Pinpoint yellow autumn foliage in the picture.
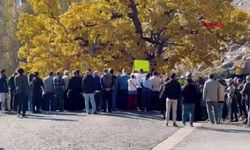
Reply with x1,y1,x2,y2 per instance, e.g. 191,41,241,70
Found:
17,0,250,76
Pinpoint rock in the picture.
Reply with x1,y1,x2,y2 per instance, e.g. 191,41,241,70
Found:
221,60,234,69
244,58,250,74
234,53,244,61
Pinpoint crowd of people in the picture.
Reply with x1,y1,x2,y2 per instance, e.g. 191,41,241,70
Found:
0,67,249,127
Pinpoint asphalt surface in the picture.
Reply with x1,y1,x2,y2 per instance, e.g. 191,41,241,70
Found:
0,111,178,150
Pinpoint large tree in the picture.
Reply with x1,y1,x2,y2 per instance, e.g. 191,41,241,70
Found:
17,0,250,75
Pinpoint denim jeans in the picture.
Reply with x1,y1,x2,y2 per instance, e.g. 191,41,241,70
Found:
182,103,195,125
206,101,218,124
217,102,224,123
28,92,33,112
0,93,7,112
84,93,96,114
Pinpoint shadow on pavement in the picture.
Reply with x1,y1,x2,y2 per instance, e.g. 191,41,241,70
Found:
196,126,250,134
97,111,164,121
26,114,79,122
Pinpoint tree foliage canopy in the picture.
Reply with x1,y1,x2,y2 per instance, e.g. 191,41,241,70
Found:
17,0,250,75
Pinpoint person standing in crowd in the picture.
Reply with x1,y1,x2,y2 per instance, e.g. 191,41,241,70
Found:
101,68,113,112
109,69,117,111
238,80,248,124
15,68,29,117
234,78,244,118
0,69,9,112
127,74,138,110
136,69,146,111
43,72,55,112
217,79,227,124
28,73,34,112
203,74,220,124
141,73,153,112
54,72,65,112
31,72,44,113
63,70,70,110
242,75,250,127
117,69,130,110
164,73,181,127
181,78,199,127
150,72,162,110
227,79,235,121
8,72,17,111
68,70,83,111
93,71,102,111
227,79,239,122
159,77,170,119
82,69,96,114
196,77,207,121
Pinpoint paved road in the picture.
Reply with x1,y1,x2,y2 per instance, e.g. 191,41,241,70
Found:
171,123,250,150
0,111,178,150
1,111,250,150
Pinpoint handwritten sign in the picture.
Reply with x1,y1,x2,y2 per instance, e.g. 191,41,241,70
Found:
133,60,150,72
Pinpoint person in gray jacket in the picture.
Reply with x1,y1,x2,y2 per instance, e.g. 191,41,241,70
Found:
101,68,113,112
15,68,29,117
203,74,220,124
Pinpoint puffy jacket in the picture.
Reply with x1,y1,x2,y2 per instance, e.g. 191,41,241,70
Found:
165,79,181,100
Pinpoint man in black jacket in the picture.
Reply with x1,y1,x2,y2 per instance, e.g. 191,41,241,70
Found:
31,72,44,113
165,73,181,127
8,72,17,111
15,68,29,117
68,70,83,111
82,69,96,114
182,78,199,127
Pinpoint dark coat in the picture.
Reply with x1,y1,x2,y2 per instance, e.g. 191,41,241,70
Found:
8,75,16,92
182,83,199,103
68,76,82,92
93,76,101,91
32,77,44,92
82,75,95,94
0,75,8,93
164,79,181,100
15,74,29,95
